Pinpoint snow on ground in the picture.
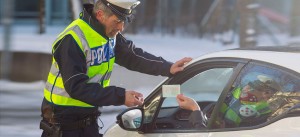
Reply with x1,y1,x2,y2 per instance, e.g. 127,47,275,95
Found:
0,25,238,61
0,80,45,92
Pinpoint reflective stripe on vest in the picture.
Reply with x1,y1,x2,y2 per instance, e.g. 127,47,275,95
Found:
44,19,115,107
221,88,271,126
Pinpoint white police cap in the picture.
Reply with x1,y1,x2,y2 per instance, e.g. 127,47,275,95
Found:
102,0,140,22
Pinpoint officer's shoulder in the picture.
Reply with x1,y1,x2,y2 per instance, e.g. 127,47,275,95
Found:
116,33,134,44
117,33,127,41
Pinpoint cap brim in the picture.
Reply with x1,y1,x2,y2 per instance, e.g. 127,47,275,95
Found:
248,81,277,92
102,0,135,23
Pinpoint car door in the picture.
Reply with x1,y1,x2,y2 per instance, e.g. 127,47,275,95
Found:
136,58,247,137
208,61,300,137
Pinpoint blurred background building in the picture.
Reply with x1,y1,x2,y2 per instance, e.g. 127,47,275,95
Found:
0,0,298,36
1,0,300,81
0,0,299,35
0,0,72,25
0,0,299,81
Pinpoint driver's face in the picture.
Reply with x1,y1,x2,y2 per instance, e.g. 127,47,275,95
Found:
261,89,274,100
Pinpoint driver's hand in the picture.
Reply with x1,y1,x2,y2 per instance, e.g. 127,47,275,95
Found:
176,94,200,111
124,90,144,107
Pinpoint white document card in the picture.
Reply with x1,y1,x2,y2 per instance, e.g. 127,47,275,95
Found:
162,85,180,97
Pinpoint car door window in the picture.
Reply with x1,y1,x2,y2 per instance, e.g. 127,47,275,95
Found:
212,62,300,129
161,68,233,107
155,67,234,130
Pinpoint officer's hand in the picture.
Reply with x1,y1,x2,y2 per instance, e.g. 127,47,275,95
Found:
176,94,200,111
170,57,193,75
125,91,144,107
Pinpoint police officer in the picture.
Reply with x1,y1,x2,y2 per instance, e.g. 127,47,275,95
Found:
40,0,192,137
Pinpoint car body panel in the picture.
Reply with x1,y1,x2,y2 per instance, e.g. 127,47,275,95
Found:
209,117,300,137
104,124,141,137
105,116,300,137
188,50,300,73
104,124,209,137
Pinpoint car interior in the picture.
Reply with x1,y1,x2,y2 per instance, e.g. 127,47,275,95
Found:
154,100,216,129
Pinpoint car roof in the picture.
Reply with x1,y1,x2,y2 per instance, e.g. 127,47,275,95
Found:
189,46,300,73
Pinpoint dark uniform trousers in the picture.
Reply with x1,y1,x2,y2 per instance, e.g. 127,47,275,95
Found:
41,121,103,137
40,102,103,137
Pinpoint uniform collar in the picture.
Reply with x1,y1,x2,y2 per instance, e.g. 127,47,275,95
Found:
80,4,109,40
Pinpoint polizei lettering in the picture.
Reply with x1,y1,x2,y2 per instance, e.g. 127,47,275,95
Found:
90,43,114,66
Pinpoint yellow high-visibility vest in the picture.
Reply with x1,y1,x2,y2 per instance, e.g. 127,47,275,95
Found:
44,19,115,107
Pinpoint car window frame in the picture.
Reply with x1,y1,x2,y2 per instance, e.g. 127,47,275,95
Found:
208,59,300,132
140,57,249,133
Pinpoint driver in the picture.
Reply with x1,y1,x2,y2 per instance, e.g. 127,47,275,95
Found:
176,75,281,128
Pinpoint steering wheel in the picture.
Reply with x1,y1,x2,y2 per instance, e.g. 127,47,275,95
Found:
201,102,216,120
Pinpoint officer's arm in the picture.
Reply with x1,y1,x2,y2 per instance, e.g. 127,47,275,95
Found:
115,33,173,77
53,35,125,106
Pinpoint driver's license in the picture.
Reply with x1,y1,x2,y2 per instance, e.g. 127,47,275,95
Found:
162,85,180,97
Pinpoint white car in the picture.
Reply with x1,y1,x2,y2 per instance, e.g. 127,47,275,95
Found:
104,46,300,137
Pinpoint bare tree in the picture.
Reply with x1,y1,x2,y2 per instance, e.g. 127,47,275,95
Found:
238,0,259,48
290,0,300,37
0,0,14,80
39,0,45,34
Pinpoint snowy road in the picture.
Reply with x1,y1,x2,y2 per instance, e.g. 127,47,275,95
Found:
0,81,44,137
0,66,165,136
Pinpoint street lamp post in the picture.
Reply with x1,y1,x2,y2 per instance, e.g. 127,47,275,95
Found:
0,0,14,80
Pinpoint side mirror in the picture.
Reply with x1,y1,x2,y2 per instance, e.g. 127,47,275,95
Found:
116,107,143,131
